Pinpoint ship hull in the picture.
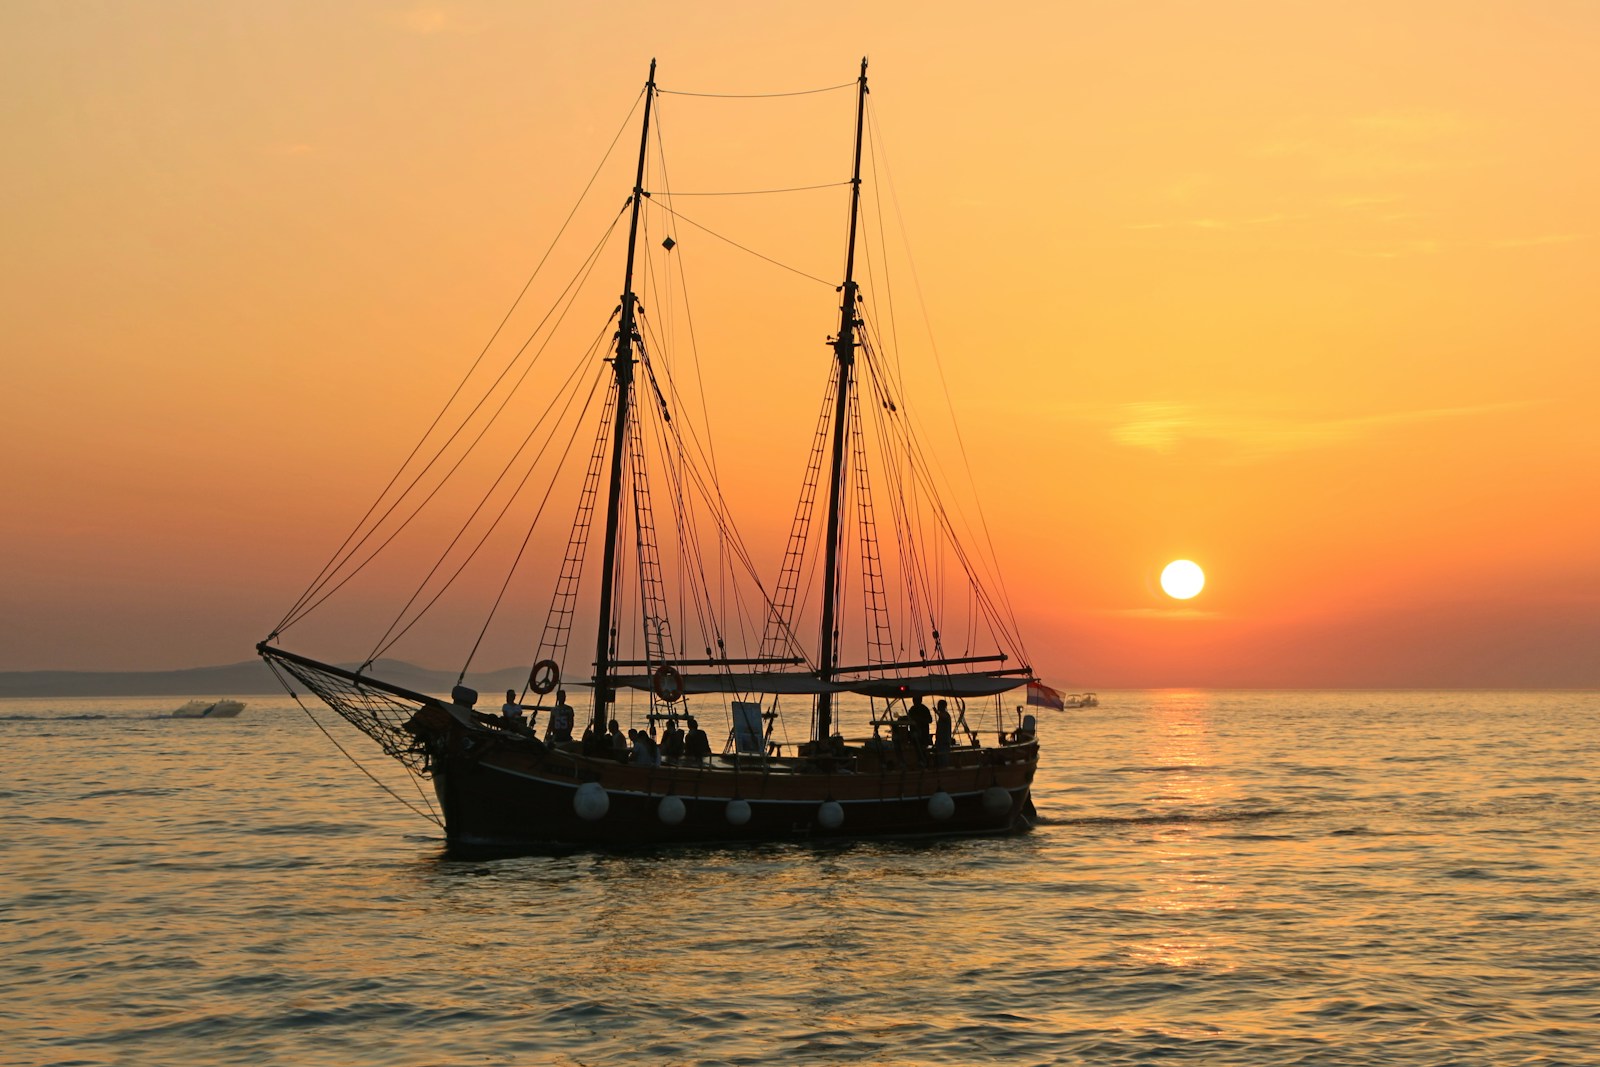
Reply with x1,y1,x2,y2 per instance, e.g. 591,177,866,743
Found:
413,708,1038,854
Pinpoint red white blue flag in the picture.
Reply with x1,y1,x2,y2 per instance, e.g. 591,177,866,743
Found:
1026,681,1065,711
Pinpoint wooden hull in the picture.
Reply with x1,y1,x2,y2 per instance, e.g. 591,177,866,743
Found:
410,706,1039,854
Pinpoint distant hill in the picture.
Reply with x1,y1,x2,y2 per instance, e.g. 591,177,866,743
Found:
0,659,533,698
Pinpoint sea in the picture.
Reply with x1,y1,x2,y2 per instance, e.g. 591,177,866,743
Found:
3,690,1596,1066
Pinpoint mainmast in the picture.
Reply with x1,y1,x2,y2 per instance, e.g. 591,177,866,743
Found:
591,58,657,743
815,58,869,743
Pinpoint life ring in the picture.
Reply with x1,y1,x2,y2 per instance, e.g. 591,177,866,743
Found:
528,659,560,695
653,664,684,703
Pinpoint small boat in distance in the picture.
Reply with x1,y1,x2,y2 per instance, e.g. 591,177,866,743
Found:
172,699,246,719
1066,693,1099,708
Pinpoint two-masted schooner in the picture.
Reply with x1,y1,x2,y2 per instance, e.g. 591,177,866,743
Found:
260,60,1046,852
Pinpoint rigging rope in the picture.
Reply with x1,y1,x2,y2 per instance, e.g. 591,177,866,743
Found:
273,97,645,638
263,656,443,828
298,698,443,828
276,206,630,635
644,112,733,666
639,93,832,670
456,362,611,681
533,378,617,680
368,321,615,664
646,100,724,489
659,181,849,197
861,96,1033,667
647,200,834,286
638,336,736,677
658,82,854,98
636,316,808,664
627,308,810,667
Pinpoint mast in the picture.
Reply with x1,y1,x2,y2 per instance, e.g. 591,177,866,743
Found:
815,57,869,743
591,58,657,743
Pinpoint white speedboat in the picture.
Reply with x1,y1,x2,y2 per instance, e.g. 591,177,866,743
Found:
172,699,246,718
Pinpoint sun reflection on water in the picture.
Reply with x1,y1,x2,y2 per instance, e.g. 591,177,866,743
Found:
1120,691,1249,972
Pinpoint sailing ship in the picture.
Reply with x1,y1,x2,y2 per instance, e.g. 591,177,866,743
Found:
260,60,1048,852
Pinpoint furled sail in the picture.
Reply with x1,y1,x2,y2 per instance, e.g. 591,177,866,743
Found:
606,671,1029,697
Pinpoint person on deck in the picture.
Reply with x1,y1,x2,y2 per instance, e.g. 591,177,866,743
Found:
661,718,685,763
501,690,535,733
683,716,712,764
546,689,574,743
934,699,954,761
907,695,933,758
608,719,629,759
632,728,660,766
1010,713,1037,743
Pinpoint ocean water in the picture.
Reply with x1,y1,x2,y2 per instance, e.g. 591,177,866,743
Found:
2,690,1597,1066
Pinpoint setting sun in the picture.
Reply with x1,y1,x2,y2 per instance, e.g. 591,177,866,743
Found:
1160,560,1206,600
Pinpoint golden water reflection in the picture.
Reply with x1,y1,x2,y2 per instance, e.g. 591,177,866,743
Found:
1123,691,1247,973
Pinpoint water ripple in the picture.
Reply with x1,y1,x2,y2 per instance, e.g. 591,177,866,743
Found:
2,690,1596,1066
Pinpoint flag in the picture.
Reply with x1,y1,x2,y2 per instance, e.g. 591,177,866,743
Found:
1026,681,1065,711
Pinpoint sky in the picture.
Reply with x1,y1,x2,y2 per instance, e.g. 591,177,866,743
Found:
2,1,1596,688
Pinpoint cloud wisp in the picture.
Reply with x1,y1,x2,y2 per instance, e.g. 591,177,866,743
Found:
1103,606,1223,620
1106,400,1534,459
388,6,486,35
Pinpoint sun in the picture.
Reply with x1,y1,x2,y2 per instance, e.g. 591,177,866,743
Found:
1160,559,1205,600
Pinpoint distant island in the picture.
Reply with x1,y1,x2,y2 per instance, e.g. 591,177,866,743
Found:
0,659,531,699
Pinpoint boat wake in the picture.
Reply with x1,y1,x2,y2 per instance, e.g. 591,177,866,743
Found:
0,712,245,723
1048,807,1290,828
0,713,113,722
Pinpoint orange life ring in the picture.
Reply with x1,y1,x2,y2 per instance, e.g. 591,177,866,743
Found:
529,659,560,695
653,664,684,703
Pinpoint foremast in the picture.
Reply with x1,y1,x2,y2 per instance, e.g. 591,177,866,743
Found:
815,58,869,744
591,58,657,744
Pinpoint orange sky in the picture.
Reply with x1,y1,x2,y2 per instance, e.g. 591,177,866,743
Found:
2,2,1596,687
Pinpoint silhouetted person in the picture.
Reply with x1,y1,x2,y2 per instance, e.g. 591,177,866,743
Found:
501,689,534,732
661,718,685,763
684,716,712,764
631,728,660,766
907,695,933,757
608,719,628,759
546,689,574,743
934,698,953,758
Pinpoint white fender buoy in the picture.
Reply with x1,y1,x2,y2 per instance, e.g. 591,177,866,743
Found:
817,800,844,829
928,791,955,821
981,785,1012,816
658,795,686,826
725,799,752,826
573,782,610,821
